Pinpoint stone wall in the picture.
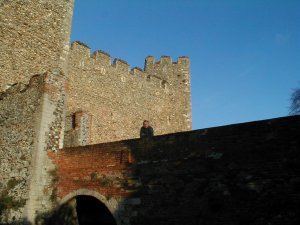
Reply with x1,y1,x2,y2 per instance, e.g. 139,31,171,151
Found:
65,42,192,145
0,0,74,92
0,70,66,224
0,0,192,147
50,115,300,225
0,76,43,223
25,70,66,224
127,116,300,225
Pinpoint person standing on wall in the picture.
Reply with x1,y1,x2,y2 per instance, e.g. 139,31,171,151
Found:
140,120,154,138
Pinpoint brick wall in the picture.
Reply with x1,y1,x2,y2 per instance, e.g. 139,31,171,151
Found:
50,115,300,225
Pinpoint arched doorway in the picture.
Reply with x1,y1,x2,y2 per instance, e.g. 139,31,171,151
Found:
76,195,117,225
49,195,117,225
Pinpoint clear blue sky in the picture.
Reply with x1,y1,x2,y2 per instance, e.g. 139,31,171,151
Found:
70,0,300,130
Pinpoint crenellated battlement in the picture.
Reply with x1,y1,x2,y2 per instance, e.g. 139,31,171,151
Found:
2,2,299,220
70,41,91,58
68,41,190,88
68,46,170,88
66,41,192,145
71,41,91,49
0,1,192,224
160,55,172,64
144,55,190,85
145,55,190,67
92,50,112,66
177,56,190,66
130,67,146,77
113,58,130,72
70,41,189,70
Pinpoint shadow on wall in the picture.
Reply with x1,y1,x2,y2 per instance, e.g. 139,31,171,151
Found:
1,196,116,225
121,125,300,225
51,116,300,225
37,196,117,225
1,116,300,225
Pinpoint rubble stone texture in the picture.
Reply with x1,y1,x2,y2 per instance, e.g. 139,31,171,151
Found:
0,0,192,147
5,1,298,225
50,116,300,225
0,71,66,224
0,0,74,91
0,79,40,222
65,43,192,145
0,0,191,223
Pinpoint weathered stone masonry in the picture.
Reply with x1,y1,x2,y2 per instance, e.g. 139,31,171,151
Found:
0,0,192,147
0,77,42,222
25,70,66,223
2,1,299,225
1,0,192,223
65,42,192,145
0,0,74,90
50,116,300,225
0,70,66,223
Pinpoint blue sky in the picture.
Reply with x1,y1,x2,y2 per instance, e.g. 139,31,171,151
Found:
70,0,300,130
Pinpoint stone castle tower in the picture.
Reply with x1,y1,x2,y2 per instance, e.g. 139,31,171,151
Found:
0,0,192,146
1,2,300,225
0,0,191,223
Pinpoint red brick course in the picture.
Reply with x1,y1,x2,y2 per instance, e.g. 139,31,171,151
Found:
48,143,135,200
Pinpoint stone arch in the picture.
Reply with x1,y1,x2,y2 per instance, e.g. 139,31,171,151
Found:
59,189,120,225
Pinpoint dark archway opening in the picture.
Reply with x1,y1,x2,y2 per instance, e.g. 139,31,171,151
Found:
76,195,117,225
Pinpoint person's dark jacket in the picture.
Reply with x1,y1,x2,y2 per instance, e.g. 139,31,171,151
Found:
140,126,154,138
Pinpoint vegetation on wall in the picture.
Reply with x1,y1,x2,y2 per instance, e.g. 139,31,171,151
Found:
0,178,26,215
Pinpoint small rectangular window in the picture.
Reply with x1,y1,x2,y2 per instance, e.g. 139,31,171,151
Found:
72,113,76,129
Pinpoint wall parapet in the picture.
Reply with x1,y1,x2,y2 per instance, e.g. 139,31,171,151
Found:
130,67,145,77
71,41,90,49
113,58,129,72
144,55,190,67
58,115,300,164
50,115,300,225
69,41,189,83
67,41,192,144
